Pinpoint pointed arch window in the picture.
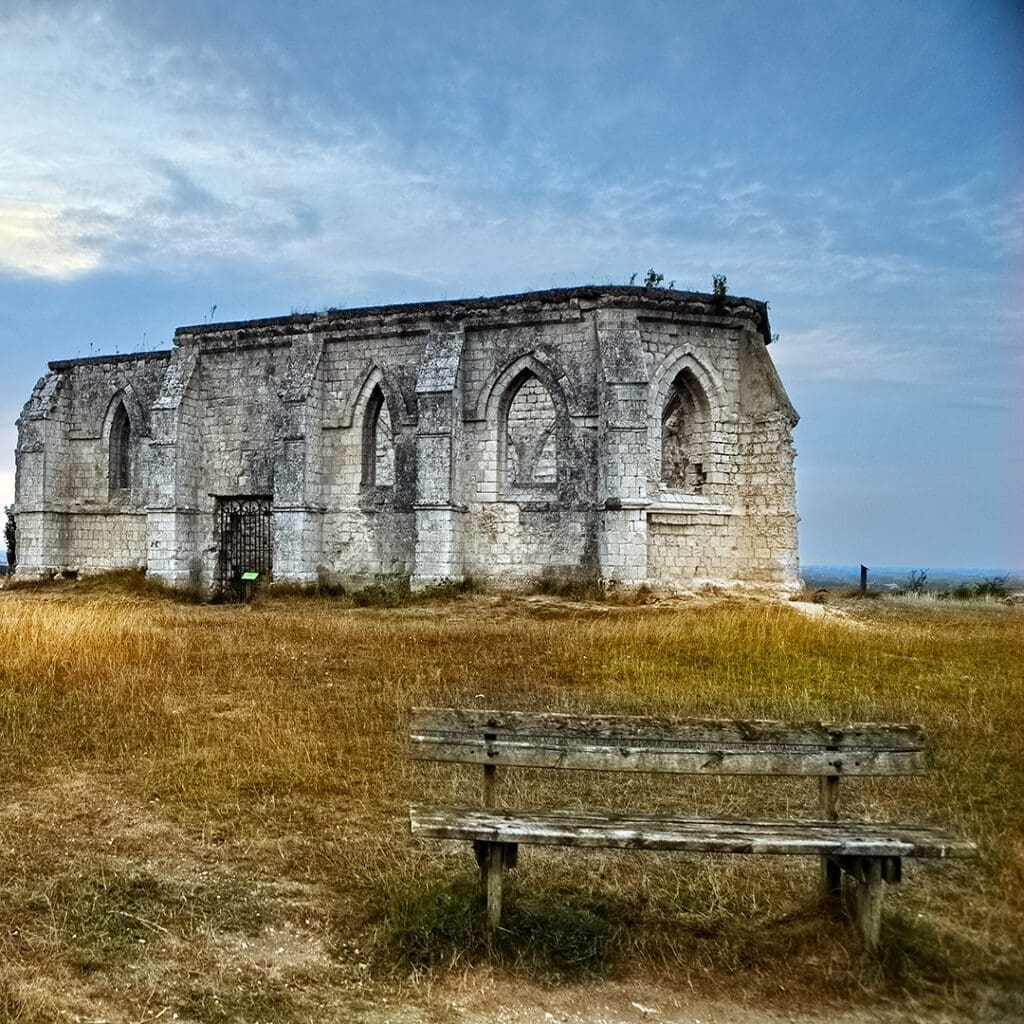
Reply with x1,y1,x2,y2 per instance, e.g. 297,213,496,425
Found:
362,384,395,488
109,400,132,496
501,370,558,489
661,370,709,493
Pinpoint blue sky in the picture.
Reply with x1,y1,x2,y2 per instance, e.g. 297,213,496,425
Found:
1,0,1020,568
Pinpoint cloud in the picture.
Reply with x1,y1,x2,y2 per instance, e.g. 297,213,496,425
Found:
0,5,378,279
0,0,1014,383
0,206,101,279
0,2,939,304
909,174,1024,258
770,325,919,385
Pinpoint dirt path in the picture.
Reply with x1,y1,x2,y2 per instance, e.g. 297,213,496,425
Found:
328,976,956,1024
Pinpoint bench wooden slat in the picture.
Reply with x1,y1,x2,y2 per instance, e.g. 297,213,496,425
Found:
411,708,925,750
410,736,926,775
410,806,977,859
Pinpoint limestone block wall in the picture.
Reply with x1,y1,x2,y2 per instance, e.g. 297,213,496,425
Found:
638,307,799,588
14,287,800,592
14,353,169,575
317,323,422,582
459,307,599,581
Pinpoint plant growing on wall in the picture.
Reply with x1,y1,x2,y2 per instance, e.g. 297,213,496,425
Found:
629,269,675,289
712,274,728,297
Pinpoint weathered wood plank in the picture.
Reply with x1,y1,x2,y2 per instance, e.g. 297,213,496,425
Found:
486,842,503,928
851,857,884,950
409,736,927,775
482,763,497,807
410,708,926,750
819,775,842,908
409,806,977,859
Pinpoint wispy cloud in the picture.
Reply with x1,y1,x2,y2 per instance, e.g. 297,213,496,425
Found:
0,2,948,303
0,206,101,278
771,325,919,385
909,174,1024,257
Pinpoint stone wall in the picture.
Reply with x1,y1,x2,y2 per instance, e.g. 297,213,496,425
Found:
14,286,801,592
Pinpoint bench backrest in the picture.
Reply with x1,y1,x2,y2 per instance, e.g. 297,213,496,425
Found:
409,708,928,777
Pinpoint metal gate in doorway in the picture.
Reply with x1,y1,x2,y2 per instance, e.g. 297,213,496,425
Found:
214,495,272,597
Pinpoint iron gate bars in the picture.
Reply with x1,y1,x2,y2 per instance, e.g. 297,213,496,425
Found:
214,495,272,598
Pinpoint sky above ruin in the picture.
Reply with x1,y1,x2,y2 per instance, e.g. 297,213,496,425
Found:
1,0,1021,569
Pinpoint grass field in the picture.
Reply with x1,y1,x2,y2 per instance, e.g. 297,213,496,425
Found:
0,575,1020,1022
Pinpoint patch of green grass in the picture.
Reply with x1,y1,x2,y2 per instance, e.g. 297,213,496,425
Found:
872,907,976,990
43,866,267,975
178,879,267,938
5,567,203,603
530,572,606,602
274,574,480,606
378,870,624,978
56,867,168,973
870,906,1024,1015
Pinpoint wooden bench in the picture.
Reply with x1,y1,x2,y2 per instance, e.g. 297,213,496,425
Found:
408,708,976,950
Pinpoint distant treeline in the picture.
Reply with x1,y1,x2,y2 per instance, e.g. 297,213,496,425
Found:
802,565,1023,592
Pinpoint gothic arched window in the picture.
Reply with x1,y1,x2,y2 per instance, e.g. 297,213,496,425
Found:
109,400,131,496
661,370,709,493
362,384,395,487
501,370,558,489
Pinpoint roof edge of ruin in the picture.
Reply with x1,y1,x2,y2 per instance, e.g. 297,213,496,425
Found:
47,349,173,372
174,285,774,346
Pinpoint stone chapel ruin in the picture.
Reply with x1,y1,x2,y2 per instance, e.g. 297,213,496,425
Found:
13,286,800,592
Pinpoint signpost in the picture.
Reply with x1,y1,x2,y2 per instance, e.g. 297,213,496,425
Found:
240,571,259,601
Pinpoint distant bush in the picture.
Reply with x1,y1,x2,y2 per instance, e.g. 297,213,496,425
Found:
973,576,1010,598
904,569,928,594
939,576,1010,601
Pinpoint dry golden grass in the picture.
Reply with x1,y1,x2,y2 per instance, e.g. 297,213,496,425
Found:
0,576,1020,1022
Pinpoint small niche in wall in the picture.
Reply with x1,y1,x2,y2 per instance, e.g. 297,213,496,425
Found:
661,370,710,494
362,384,395,488
108,400,131,497
501,371,558,490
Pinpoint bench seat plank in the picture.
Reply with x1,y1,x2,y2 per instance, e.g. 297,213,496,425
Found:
410,806,976,859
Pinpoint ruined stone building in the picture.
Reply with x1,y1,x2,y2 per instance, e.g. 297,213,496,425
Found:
13,286,800,592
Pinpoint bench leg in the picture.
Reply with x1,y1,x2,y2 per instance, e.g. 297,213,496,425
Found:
475,841,516,928
821,855,843,913
850,857,884,951
836,855,900,951
486,843,504,929
474,839,518,872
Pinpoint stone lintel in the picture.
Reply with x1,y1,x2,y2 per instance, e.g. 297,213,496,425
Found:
603,498,652,511
413,502,468,513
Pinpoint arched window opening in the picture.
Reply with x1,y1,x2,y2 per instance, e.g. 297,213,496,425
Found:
502,371,558,488
661,370,709,493
362,385,395,487
109,400,131,496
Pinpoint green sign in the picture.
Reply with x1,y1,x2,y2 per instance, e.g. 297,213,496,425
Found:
240,572,259,581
